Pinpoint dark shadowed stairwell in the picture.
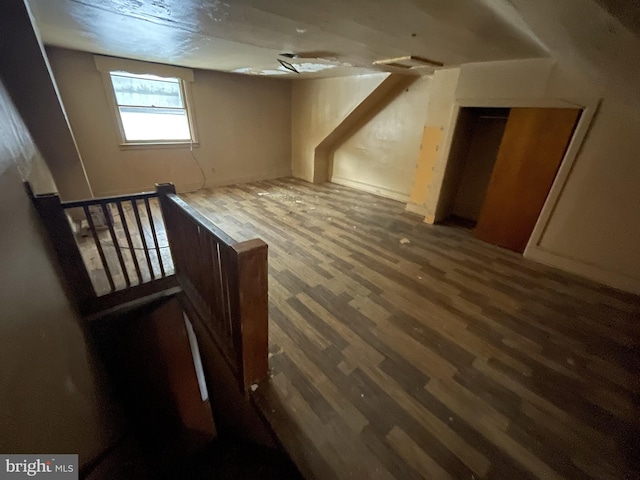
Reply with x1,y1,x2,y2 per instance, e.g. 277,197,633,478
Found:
85,296,302,480
29,183,300,479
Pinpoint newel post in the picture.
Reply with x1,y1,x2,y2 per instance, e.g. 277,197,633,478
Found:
155,182,177,197
25,182,96,313
155,183,176,223
232,238,269,393
155,181,177,260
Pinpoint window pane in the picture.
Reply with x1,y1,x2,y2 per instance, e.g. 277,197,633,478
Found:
119,107,191,141
110,72,184,108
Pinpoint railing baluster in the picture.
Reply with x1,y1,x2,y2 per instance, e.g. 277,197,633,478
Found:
144,197,165,278
222,247,235,349
101,201,130,287
210,240,223,326
131,199,155,280
116,201,142,285
29,185,176,314
83,204,116,293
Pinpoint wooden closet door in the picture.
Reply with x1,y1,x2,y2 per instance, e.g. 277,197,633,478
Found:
474,107,580,252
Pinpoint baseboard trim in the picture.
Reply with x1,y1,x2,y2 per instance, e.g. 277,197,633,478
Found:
206,170,293,189
330,176,410,202
92,170,293,197
525,246,640,295
404,202,428,217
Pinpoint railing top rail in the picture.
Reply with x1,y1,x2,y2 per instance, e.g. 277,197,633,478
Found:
61,190,158,209
164,193,237,247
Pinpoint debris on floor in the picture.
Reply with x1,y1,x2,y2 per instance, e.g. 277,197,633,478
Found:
400,237,411,244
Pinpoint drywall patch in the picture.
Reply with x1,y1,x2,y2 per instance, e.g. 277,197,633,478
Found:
409,126,442,205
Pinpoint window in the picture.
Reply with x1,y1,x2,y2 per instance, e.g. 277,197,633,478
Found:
108,71,195,143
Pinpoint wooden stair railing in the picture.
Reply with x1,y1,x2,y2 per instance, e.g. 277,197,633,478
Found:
26,183,177,315
27,180,268,393
156,183,269,394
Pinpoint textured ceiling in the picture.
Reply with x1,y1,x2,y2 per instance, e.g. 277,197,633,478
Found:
27,0,547,78
26,0,640,102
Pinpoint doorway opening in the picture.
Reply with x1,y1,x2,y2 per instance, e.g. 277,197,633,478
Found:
438,107,509,228
437,106,581,253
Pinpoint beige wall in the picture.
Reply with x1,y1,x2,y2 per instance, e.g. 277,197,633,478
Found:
291,73,431,200
331,76,431,201
47,47,292,196
291,74,388,182
0,80,121,466
406,67,461,219
411,57,640,293
536,99,640,289
1,0,92,200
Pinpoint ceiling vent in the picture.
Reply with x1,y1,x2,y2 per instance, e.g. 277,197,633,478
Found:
373,55,443,69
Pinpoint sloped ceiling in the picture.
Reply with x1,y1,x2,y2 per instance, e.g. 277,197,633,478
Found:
27,0,547,78
496,0,640,103
26,0,640,103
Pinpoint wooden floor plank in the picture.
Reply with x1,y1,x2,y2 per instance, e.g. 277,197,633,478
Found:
387,426,454,480
176,178,640,480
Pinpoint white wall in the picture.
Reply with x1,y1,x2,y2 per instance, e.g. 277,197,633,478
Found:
411,57,640,293
47,47,292,196
331,76,431,201
0,80,121,466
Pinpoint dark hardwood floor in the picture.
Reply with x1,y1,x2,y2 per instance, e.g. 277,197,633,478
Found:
180,177,640,480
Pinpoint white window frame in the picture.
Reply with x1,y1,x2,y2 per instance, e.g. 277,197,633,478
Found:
95,55,198,148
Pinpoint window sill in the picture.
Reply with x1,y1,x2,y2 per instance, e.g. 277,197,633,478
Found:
118,141,199,151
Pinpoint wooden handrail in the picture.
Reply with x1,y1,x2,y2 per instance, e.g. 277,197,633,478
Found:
61,190,157,209
26,183,177,315
28,179,268,390
156,183,269,393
